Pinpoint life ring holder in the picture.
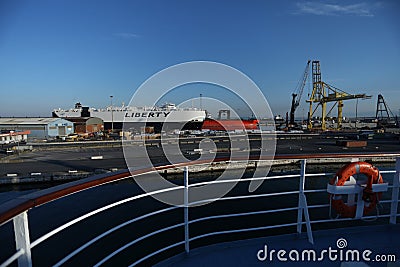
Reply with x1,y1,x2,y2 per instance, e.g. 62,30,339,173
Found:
327,161,388,219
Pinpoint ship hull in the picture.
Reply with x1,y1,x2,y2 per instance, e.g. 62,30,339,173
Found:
108,121,204,132
201,118,259,131
53,106,206,131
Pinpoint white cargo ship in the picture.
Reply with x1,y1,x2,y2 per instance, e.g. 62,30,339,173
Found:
52,102,206,131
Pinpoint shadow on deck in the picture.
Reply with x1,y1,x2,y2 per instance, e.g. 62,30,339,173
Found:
157,224,400,267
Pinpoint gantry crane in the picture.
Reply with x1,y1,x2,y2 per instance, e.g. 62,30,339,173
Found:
289,60,310,126
376,94,398,127
306,60,371,131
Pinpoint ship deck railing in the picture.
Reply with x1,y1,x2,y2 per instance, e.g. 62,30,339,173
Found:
0,153,399,266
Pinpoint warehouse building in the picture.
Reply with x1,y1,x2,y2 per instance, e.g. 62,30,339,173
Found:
0,118,74,139
64,117,104,134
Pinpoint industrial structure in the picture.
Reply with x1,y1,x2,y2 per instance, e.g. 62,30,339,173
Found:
306,60,371,131
375,94,398,128
289,60,310,127
63,117,104,134
0,118,74,139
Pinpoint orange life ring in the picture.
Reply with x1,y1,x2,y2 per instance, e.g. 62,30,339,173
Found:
329,161,383,218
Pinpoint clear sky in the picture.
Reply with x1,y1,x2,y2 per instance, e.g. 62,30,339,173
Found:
0,0,399,118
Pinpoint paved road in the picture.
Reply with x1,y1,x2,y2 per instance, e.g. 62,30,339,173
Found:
1,134,399,177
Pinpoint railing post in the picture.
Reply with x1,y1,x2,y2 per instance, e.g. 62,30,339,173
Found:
390,157,400,224
13,212,32,267
297,160,305,234
297,159,314,244
183,166,190,253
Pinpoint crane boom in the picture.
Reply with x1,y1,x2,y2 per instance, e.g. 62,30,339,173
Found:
289,60,311,126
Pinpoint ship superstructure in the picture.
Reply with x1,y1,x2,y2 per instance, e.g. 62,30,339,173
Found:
53,102,206,131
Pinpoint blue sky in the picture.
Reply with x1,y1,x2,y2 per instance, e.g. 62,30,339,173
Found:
0,0,399,118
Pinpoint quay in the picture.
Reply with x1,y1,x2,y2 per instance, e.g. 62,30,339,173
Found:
1,132,399,185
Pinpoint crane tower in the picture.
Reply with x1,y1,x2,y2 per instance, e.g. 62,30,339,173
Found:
289,60,310,127
306,61,371,131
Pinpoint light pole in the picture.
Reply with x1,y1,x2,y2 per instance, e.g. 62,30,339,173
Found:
110,95,114,132
354,98,358,129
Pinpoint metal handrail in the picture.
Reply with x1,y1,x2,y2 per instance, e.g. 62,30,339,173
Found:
54,206,179,267
0,249,25,267
189,223,299,243
94,223,186,267
1,152,398,225
188,172,332,188
49,175,307,265
189,191,300,206
64,162,400,264
80,159,400,265
189,207,299,224
31,184,185,249
129,241,186,267
0,154,399,267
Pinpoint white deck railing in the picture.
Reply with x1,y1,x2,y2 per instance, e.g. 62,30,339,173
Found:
1,158,399,267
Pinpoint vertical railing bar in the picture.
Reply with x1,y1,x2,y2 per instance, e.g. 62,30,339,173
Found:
297,159,314,244
390,157,400,224
13,211,32,267
296,159,306,234
184,166,190,253
301,193,314,244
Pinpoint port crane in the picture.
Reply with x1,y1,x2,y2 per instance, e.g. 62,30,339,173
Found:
376,94,398,127
306,60,371,131
289,60,311,127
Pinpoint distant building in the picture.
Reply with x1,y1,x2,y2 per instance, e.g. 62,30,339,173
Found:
0,118,74,139
64,117,104,133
